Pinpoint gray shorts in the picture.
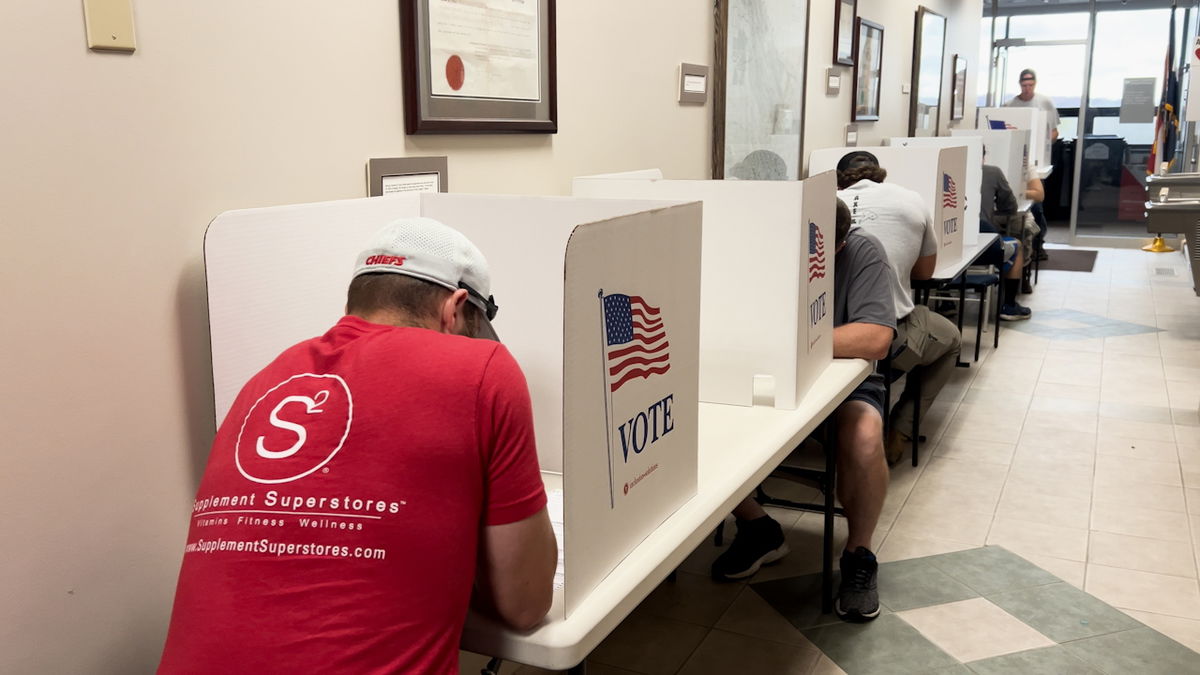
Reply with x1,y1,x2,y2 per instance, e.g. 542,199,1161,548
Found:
846,375,886,417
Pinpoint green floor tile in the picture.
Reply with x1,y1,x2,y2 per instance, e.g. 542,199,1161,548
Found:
987,582,1139,643
803,614,959,675
1062,627,1200,675
966,646,1102,674
877,558,980,612
927,546,1059,595
752,572,891,630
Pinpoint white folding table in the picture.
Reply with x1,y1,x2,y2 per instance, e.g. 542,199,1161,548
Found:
461,359,871,673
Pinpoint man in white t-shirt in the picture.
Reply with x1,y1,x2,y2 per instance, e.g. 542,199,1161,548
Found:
1005,68,1060,141
835,151,962,464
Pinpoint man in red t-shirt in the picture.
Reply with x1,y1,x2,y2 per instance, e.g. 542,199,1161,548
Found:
159,217,557,674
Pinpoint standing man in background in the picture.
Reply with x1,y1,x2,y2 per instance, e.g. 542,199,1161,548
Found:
1006,68,1060,141
1006,68,1058,260
158,217,557,674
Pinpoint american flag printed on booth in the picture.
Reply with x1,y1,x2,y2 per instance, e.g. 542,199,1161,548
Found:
942,173,959,209
602,293,670,393
808,221,827,282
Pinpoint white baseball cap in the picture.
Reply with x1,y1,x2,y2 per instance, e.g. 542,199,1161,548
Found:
352,217,498,322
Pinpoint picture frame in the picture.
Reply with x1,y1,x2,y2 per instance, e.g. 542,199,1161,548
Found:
712,0,809,180
951,55,967,120
852,18,884,122
833,0,857,66
399,0,557,134
908,6,947,136
366,156,448,197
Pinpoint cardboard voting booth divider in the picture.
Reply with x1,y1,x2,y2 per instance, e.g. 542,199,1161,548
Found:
977,106,1049,168
952,128,1031,212
886,136,983,243
204,192,703,621
808,146,967,263
572,170,836,410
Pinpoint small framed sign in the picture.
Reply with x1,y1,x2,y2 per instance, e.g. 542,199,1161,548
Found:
366,156,448,197
679,63,709,104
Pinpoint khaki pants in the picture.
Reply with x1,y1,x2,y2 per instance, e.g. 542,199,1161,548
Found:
891,305,962,437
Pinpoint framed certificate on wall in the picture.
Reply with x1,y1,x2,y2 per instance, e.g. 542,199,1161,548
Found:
400,0,557,134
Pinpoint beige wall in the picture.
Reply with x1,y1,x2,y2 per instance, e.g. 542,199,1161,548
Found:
0,2,711,672
804,0,984,167
0,1,980,672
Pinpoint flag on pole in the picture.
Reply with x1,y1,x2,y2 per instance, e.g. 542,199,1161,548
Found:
1149,5,1180,175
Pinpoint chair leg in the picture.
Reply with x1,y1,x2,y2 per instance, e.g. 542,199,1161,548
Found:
994,281,1002,348
975,286,986,362
956,279,968,368
911,371,921,467
881,374,891,436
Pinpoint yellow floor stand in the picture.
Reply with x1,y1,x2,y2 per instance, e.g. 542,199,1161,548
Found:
1143,235,1177,253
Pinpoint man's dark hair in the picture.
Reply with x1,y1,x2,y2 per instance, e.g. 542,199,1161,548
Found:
347,273,481,334
835,198,852,245
1019,68,1036,82
837,165,887,189
835,151,887,188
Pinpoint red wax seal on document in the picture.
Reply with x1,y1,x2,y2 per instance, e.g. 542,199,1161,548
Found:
445,55,465,91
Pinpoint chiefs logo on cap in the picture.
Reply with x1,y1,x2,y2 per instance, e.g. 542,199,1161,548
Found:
364,255,406,267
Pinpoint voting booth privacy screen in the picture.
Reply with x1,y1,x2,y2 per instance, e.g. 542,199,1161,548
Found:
573,170,835,411
952,128,1031,212
205,193,703,621
809,146,966,262
886,136,982,243
977,106,1049,169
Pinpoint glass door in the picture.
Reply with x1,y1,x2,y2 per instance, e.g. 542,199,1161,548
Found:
1076,7,1187,239
986,11,1088,244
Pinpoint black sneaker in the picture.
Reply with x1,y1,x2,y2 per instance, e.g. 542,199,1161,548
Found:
710,515,789,581
836,547,880,622
999,303,1032,321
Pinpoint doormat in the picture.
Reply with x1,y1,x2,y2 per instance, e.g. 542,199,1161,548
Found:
1039,249,1098,272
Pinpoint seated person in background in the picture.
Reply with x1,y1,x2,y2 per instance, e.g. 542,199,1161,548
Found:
158,217,557,674
835,151,962,464
1025,167,1050,271
713,199,895,623
980,154,1034,320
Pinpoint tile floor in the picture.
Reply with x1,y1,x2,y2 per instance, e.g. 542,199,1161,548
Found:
461,245,1200,674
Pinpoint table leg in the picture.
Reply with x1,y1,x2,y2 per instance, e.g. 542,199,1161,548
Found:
823,419,838,615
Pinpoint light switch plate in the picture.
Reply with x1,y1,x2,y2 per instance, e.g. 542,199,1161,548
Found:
901,83,911,94
83,0,137,53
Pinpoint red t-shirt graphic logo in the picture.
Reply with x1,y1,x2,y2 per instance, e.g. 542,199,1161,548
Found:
234,373,353,484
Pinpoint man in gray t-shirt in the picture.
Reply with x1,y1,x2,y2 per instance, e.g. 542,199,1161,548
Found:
1005,68,1060,141
714,199,895,623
